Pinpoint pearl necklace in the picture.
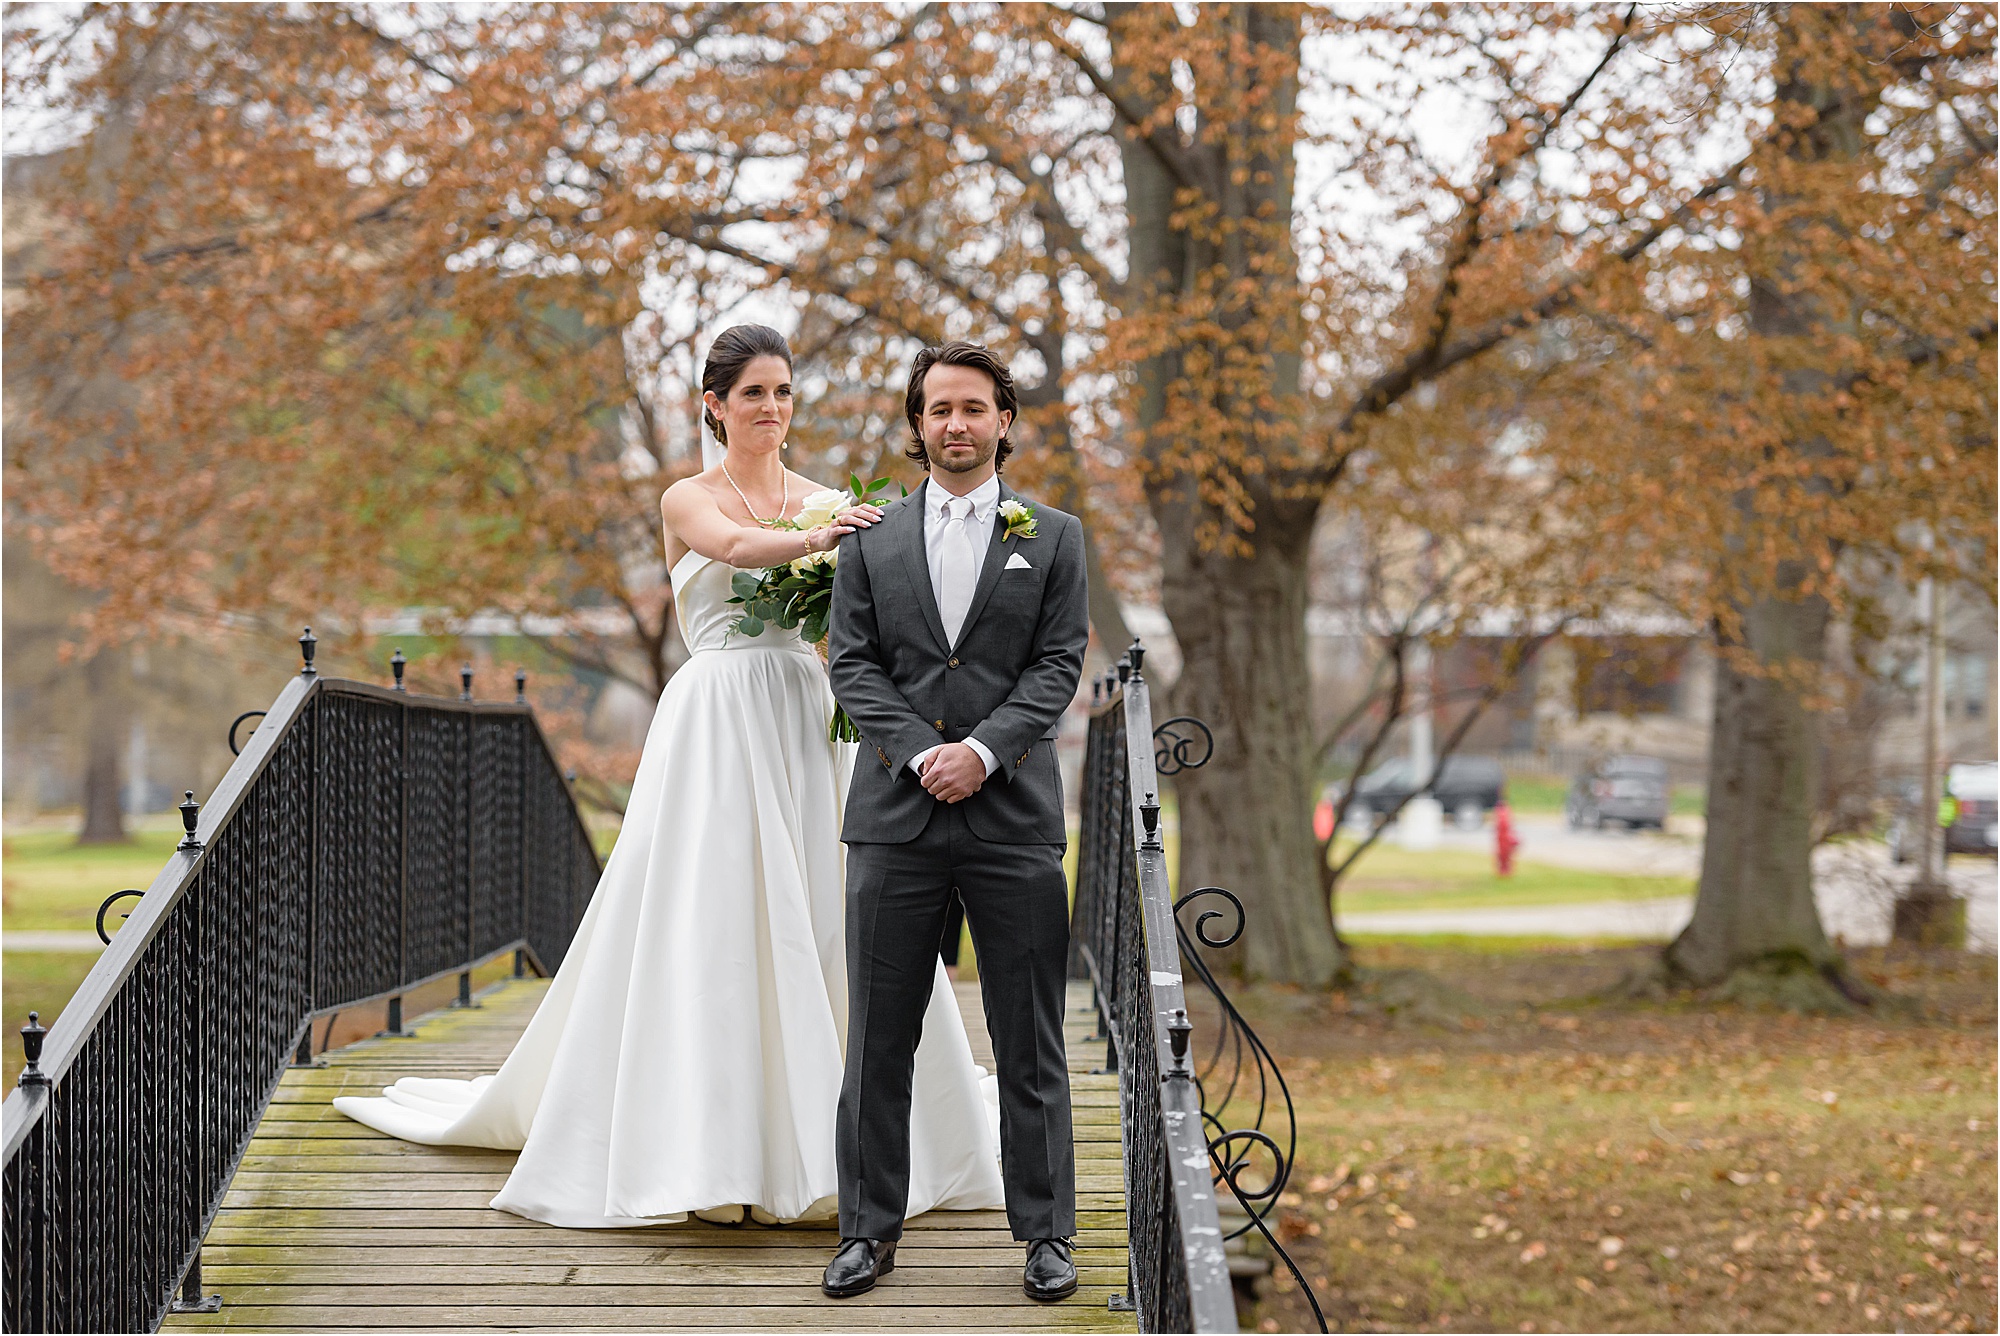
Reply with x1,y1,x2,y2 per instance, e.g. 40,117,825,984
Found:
721,461,788,526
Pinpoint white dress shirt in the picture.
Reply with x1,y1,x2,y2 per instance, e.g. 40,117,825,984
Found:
910,475,1000,781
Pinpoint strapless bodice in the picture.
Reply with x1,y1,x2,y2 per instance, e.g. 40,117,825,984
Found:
671,553,816,657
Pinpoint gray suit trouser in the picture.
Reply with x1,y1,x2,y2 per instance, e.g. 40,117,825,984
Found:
838,802,1075,1242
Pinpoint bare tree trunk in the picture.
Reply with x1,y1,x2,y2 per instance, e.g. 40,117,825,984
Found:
1664,6,1894,999
1666,599,1839,986
1158,490,1337,982
79,649,129,845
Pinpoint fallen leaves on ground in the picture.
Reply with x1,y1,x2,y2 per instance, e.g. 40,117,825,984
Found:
1218,943,1996,1334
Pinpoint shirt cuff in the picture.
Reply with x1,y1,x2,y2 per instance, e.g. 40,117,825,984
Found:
908,739,1000,779
963,737,1000,778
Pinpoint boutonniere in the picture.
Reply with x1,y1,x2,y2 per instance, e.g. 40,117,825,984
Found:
998,498,1039,541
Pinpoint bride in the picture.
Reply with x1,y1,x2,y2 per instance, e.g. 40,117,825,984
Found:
333,324,1006,1228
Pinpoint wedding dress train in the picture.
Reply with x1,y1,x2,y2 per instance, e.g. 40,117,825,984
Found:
333,552,1005,1227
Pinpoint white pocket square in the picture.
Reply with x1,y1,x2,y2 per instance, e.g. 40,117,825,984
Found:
1004,552,1033,571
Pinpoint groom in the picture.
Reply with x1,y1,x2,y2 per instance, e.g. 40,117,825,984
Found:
823,341,1089,1302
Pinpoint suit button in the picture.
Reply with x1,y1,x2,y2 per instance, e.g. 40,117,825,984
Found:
934,720,946,732
948,657,960,668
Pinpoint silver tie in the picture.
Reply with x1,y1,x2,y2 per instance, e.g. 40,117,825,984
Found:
939,496,979,647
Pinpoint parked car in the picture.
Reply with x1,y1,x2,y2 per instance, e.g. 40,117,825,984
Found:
1565,754,1670,831
1888,761,1999,862
1350,756,1506,828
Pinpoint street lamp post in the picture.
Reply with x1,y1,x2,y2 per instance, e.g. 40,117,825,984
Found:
1895,553,1963,947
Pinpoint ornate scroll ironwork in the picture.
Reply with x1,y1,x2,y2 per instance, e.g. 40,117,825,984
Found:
1172,887,1327,1332
1070,647,1236,1334
1071,644,1326,1332
1152,716,1215,776
226,712,265,757
93,891,145,946
2,635,601,1334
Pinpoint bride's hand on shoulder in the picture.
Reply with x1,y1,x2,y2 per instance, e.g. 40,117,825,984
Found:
800,503,880,555
795,475,884,550
662,473,882,567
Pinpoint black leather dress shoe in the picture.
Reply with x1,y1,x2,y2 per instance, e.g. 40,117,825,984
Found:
822,1237,897,1298
1023,1237,1077,1301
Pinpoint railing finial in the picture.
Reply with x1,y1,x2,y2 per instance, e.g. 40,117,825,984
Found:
460,663,474,701
1127,639,1146,679
1091,676,1102,706
390,649,407,692
18,1011,49,1088
1140,792,1162,847
298,627,318,676
515,668,527,704
1166,1007,1192,1078
177,791,203,850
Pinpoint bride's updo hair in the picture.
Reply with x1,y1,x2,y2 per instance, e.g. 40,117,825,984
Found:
701,325,794,445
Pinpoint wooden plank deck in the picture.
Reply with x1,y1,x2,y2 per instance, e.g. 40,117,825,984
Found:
165,977,1135,1333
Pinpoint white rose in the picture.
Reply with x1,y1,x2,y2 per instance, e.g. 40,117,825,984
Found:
788,547,837,576
998,499,1029,522
796,488,846,530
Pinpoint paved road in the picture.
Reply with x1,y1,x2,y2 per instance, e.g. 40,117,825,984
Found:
2,930,105,953
1346,813,1997,952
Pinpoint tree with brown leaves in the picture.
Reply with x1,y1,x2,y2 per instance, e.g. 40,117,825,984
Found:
9,5,1991,994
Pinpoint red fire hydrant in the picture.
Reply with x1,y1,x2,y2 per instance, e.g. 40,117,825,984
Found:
1494,799,1519,877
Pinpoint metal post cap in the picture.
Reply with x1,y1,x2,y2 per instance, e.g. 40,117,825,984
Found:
1165,1007,1192,1076
390,649,406,691
177,791,203,850
459,664,474,700
514,669,527,704
299,627,318,676
18,1011,48,1087
1127,640,1147,677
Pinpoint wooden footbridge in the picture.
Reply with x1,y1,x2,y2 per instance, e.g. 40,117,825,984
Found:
160,979,1132,1332
5,639,1300,1334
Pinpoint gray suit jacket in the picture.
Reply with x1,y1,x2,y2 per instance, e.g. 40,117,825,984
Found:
829,478,1089,846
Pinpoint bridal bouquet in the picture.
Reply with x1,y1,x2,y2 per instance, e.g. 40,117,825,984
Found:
728,474,894,742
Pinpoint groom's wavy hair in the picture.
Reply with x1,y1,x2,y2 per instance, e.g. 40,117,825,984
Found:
903,341,1017,473
701,324,793,445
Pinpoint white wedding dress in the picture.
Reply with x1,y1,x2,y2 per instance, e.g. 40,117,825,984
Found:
332,551,1006,1227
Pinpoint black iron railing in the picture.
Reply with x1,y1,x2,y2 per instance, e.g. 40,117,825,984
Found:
1,633,600,1334
1071,642,1324,1334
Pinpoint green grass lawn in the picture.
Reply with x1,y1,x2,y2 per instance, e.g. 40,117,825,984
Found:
1228,942,1997,1334
2,952,102,1087
2,826,185,1085
1332,838,1693,916
3,827,183,933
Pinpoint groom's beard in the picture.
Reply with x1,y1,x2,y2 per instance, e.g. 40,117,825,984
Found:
926,436,999,475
